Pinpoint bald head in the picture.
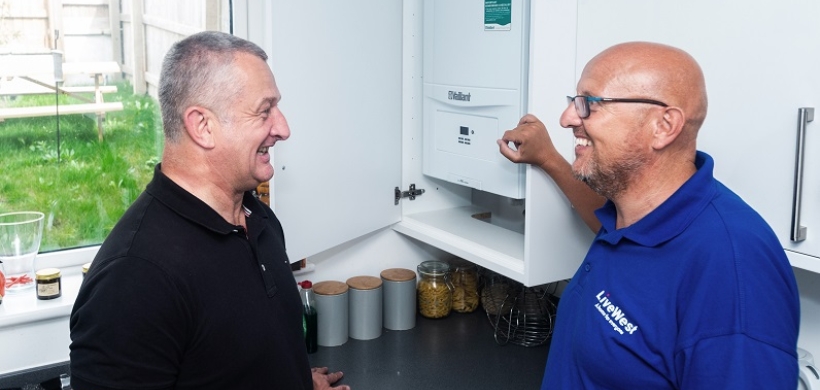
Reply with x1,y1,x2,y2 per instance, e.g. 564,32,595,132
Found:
584,42,708,141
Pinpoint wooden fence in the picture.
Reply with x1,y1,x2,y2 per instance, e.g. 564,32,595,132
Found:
0,0,228,96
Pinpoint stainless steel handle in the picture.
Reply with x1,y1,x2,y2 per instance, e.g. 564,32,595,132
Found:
791,107,814,242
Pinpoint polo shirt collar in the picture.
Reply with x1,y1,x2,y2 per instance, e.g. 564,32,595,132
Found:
145,164,267,235
593,151,717,247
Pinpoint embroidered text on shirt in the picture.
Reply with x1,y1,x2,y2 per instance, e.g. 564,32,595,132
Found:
594,290,639,335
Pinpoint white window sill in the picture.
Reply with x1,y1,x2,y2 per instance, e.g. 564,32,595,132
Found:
0,247,315,330
0,246,98,329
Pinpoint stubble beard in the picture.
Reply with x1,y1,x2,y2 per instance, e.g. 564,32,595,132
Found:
573,154,647,200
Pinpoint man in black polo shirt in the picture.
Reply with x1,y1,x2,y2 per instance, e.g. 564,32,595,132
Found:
69,31,349,390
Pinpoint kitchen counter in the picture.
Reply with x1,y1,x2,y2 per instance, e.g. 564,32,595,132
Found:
0,310,549,389
0,361,69,390
308,310,549,389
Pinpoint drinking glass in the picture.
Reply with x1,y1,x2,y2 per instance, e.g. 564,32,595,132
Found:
0,212,45,293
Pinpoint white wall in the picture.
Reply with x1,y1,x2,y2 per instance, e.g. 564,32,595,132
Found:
293,228,448,286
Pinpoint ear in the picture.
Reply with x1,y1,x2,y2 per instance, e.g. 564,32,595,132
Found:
182,106,216,149
651,107,685,150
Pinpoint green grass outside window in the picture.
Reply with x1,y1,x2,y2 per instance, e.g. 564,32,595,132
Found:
0,82,163,251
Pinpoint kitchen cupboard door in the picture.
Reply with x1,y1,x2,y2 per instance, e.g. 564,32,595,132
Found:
265,0,404,262
574,0,820,272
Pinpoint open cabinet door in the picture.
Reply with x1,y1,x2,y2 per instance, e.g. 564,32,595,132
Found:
238,1,403,262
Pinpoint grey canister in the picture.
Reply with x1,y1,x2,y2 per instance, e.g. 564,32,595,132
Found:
346,276,383,340
380,268,417,330
313,281,349,347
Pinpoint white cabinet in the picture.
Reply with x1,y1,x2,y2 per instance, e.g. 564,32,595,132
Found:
573,0,820,274
252,0,593,287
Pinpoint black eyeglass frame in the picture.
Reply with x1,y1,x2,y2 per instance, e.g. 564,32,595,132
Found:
567,95,668,119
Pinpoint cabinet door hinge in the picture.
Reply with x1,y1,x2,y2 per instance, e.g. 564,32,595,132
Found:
395,184,425,205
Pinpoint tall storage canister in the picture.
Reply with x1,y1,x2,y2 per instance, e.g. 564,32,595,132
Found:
380,268,417,330
346,276,383,340
313,280,349,347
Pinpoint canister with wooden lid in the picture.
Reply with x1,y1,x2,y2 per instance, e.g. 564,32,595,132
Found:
346,275,383,340
313,280,349,347
380,268,417,330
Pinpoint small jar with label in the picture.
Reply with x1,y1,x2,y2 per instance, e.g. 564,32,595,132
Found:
417,260,453,319
449,258,479,313
36,268,62,300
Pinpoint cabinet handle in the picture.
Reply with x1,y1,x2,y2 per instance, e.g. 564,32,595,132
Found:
791,107,814,242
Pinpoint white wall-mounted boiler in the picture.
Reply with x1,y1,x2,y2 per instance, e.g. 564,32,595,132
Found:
422,0,530,199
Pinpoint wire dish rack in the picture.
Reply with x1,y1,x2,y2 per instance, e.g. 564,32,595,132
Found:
480,272,561,347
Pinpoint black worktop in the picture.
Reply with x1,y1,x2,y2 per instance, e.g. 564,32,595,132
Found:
0,311,548,390
0,362,69,390
308,310,549,390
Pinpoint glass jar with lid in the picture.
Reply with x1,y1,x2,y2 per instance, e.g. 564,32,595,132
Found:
35,268,62,300
449,258,479,313
416,260,453,319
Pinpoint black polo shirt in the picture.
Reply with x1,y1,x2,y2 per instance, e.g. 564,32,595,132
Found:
70,165,311,390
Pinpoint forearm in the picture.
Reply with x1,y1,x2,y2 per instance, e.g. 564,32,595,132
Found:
539,158,605,232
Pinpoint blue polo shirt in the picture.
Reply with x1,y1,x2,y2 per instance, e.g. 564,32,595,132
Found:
541,151,800,389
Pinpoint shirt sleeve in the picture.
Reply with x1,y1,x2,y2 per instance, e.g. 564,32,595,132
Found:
676,333,798,390
70,256,189,390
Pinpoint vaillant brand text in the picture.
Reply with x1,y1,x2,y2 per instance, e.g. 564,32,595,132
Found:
448,91,471,102
594,290,639,335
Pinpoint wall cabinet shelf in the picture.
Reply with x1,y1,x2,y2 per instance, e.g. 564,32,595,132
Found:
394,206,526,280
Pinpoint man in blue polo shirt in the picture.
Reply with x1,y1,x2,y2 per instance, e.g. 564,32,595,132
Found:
498,42,800,389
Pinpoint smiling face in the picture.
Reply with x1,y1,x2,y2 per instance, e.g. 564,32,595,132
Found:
559,41,711,200
560,59,658,199
210,53,290,193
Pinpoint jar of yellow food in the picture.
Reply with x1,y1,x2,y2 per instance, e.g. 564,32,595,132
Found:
416,260,453,319
449,258,479,313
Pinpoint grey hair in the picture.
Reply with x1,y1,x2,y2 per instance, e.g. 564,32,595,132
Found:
158,31,268,142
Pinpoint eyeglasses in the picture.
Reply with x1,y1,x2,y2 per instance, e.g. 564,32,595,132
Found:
567,95,668,119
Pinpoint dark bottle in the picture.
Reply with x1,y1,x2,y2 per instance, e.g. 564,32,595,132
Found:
299,280,318,353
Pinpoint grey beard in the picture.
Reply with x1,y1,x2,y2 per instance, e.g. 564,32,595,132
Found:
574,157,645,200
576,172,626,200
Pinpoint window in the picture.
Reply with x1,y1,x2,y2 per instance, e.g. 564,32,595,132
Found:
0,1,229,265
